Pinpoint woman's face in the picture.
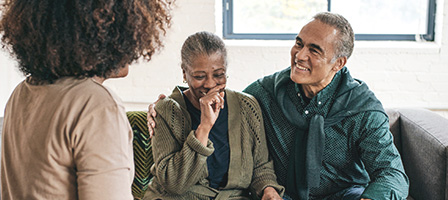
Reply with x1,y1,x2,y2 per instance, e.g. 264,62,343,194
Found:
110,64,129,78
183,52,227,103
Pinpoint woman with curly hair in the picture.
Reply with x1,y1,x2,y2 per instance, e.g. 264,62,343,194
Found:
0,0,173,199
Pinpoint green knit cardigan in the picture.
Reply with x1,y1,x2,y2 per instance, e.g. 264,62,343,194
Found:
143,87,284,200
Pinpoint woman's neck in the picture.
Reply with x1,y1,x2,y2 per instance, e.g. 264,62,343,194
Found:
184,89,201,110
92,76,106,84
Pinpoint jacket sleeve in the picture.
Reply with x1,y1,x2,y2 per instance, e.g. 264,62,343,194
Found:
247,96,285,198
358,111,409,200
151,99,214,195
74,105,134,200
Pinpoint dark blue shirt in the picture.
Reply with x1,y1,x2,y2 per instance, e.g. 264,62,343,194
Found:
183,92,229,189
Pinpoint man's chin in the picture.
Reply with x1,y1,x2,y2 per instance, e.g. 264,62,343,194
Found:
290,72,302,84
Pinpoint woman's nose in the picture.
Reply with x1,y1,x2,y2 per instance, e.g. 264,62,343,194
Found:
204,76,217,89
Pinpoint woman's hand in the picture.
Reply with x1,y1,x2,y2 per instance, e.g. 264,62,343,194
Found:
198,85,225,127
195,85,225,146
261,187,282,200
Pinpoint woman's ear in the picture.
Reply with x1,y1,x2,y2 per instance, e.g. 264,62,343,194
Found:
182,68,187,82
332,56,347,72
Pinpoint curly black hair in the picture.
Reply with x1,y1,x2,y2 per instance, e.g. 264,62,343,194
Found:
0,0,173,83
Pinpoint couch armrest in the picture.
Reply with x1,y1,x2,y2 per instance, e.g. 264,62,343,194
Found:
397,108,448,200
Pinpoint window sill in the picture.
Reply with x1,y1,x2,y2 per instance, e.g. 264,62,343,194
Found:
355,41,440,54
224,39,441,54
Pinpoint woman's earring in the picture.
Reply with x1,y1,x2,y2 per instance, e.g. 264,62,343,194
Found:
183,80,187,83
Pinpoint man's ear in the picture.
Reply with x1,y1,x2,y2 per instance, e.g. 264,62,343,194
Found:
332,56,347,72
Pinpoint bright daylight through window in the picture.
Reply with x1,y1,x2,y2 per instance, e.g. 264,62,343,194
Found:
223,0,435,41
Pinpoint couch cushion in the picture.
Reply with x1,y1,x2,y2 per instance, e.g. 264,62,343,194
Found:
386,109,402,153
126,111,153,199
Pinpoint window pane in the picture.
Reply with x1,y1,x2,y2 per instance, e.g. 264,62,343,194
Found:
233,0,327,34
331,0,428,34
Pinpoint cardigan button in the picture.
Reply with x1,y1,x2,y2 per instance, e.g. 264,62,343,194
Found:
305,110,309,114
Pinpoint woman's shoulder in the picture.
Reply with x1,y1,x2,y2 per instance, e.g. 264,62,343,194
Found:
154,87,187,118
226,89,261,110
154,96,184,116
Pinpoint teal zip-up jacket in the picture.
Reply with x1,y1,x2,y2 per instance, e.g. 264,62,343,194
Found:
244,67,409,200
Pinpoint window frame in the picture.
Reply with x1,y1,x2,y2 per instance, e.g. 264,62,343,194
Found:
222,0,436,41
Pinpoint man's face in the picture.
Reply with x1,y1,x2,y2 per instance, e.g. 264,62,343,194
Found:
290,19,342,90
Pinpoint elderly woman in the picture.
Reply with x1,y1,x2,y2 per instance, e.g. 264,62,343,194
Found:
0,0,172,199
144,31,284,200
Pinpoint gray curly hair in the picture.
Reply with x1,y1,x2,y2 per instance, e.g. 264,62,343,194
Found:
181,31,227,70
313,12,354,60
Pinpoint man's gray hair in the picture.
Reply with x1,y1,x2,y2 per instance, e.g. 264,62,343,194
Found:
181,31,227,70
313,12,354,60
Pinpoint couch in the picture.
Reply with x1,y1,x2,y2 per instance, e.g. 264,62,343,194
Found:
386,108,448,200
1,108,447,200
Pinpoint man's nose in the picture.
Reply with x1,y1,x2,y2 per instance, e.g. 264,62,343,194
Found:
295,48,309,61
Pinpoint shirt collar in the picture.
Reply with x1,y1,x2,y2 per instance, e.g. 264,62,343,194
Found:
294,69,342,106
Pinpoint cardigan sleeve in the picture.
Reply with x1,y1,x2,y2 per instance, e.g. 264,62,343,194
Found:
246,95,285,198
151,99,214,195
358,111,409,200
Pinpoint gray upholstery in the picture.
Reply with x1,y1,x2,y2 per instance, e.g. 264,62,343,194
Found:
386,108,448,200
0,109,447,200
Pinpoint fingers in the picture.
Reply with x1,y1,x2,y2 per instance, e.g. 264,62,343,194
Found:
216,92,225,111
146,110,156,138
202,91,225,112
203,84,226,109
157,94,166,101
207,84,226,94
146,93,166,138
219,91,225,109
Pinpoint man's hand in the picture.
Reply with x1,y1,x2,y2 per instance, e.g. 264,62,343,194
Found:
261,187,282,200
147,94,166,138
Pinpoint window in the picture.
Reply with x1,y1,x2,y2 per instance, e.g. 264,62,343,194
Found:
223,0,436,41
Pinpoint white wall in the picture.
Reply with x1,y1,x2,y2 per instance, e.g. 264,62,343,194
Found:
1,0,448,117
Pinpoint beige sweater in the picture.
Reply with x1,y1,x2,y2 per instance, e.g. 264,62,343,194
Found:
144,87,284,200
1,77,134,200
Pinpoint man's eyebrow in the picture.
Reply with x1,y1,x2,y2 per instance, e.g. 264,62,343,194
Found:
296,36,324,54
309,43,323,53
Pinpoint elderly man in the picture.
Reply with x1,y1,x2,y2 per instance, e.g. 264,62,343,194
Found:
148,12,409,200
242,12,409,200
